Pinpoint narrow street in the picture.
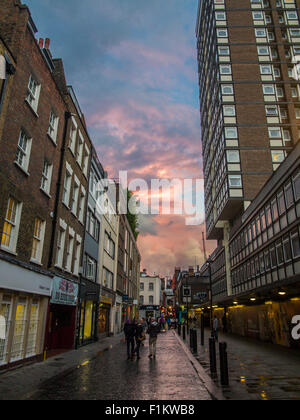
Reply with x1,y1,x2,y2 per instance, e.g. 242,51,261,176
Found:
0,331,213,400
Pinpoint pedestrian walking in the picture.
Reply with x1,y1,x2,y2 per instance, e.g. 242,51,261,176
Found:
134,319,146,360
213,316,219,342
124,319,136,360
147,318,161,359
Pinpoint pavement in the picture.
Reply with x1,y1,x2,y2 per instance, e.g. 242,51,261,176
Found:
179,327,300,400
0,330,217,401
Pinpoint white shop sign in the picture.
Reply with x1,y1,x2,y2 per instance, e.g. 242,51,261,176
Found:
0,259,52,297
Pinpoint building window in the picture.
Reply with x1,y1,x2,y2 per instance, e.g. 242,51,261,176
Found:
71,179,80,216
1,198,22,253
140,295,144,305
40,160,53,196
31,218,45,264
103,267,113,289
15,130,32,174
105,232,115,259
55,227,66,268
48,110,59,143
76,131,84,167
84,255,97,281
149,282,154,291
62,168,72,207
140,283,144,291
86,209,100,241
78,187,86,224
149,296,154,305
227,150,240,163
69,117,77,155
229,175,242,188
64,233,74,272
26,74,41,113
73,238,82,277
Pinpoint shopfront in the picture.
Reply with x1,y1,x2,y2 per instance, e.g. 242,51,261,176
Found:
45,277,78,352
0,259,52,368
98,292,114,337
77,278,100,347
139,305,160,321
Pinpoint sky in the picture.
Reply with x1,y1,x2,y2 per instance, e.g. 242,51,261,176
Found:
25,0,216,277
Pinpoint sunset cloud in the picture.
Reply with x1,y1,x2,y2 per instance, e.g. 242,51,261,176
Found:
25,0,216,276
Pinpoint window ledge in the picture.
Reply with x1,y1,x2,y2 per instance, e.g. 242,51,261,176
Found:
62,202,71,211
40,188,51,199
47,132,57,146
25,99,39,118
14,161,30,177
0,246,18,257
30,258,43,266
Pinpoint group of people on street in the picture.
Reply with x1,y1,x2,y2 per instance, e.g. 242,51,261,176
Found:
124,317,161,360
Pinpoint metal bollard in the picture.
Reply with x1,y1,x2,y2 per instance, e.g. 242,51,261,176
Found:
201,317,204,346
190,329,193,348
209,337,217,375
219,342,229,386
193,329,198,354
183,325,186,341
178,324,181,336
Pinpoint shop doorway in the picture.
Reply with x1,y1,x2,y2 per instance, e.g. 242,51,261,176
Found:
98,304,110,336
46,304,76,351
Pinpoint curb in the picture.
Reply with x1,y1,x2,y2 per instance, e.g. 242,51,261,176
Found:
173,330,225,401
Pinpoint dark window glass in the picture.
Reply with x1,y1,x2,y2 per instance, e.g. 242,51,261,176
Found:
276,241,284,265
277,191,286,215
265,250,270,270
291,229,300,258
266,206,272,226
256,217,261,235
283,236,292,261
260,253,265,273
285,182,294,208
271,199,279,221
261,211,266,230
270,247,277,268
293,171,300,201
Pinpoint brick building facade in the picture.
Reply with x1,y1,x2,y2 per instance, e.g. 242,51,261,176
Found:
0,0,66,367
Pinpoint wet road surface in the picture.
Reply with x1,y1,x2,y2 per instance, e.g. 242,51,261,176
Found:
189,328,300,400
26,331,212,400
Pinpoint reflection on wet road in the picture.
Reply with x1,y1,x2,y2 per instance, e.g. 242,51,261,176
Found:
28,332,212,400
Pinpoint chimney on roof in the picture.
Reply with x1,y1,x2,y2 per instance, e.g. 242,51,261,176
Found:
45,38,50,49
39,38,44,49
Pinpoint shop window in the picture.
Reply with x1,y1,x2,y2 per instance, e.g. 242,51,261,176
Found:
0,295,12,366
10,297,27,362
26,300,40,358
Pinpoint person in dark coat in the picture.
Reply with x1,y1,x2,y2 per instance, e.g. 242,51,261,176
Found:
147,318,161,359
124,319,136,360
134,319,145,360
